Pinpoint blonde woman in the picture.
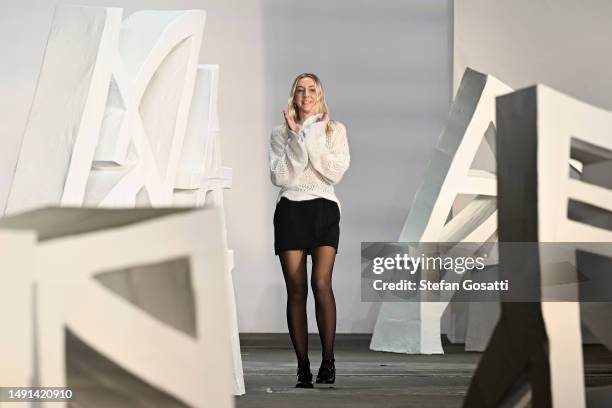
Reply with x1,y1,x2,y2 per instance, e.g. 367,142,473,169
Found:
269,73,350,388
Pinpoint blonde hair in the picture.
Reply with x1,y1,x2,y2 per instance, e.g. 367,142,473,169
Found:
287,73,335,136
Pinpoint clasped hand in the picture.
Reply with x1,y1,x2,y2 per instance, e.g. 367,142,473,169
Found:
283,110,328,133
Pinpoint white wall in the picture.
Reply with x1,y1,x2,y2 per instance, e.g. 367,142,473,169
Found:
0,0,452,333
454,0,612,111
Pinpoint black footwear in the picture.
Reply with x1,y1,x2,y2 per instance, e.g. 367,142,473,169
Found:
296,365,313,388
316,358,336,384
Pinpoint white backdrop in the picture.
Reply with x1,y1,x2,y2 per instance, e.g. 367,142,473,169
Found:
0,0,452,333
454,0,612,111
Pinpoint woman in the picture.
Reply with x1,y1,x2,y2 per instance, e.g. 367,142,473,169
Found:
269,73,350,388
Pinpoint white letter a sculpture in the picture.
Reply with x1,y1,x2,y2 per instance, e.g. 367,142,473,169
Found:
370,68,512,354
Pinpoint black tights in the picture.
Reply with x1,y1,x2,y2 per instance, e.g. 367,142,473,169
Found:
279,246,337,367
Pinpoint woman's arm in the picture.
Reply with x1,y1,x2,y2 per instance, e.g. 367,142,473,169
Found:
305,121,350,185
269,126,308,187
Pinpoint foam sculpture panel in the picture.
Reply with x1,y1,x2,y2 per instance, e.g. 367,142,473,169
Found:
370,68,512,354
0,207,234,408
169,65,242,395
464,86,612,407
173,64,232,208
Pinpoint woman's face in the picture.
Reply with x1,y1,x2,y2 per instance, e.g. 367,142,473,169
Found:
294,77,318,116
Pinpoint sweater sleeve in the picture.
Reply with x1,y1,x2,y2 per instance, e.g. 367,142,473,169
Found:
305,121,350,185
269,126,308,187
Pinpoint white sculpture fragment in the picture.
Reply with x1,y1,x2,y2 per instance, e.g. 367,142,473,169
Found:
171,64,242,394
370,68,512,354
0,231,36,397
0,207,234,408
5,6,122,214
173,64,232,207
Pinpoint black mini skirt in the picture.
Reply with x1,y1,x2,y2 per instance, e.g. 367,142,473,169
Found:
273,197,340,255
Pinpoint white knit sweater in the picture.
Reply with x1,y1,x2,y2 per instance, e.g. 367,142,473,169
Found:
269,113,350,208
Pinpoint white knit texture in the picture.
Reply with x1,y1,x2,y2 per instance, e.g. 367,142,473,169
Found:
269,114,350,208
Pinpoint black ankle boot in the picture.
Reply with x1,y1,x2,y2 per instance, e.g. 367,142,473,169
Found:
296,363,313,388
316,358,336,384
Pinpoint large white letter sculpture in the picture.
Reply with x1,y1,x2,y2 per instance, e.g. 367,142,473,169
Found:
0,208,234,408
465,86,612,408
370,68,512,354
5,6,205,211
2,4,244,400
83,10,204,207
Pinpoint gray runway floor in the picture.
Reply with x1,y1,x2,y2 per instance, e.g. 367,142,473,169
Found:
236,333,612,408
65,332,612,407
236,333,477,408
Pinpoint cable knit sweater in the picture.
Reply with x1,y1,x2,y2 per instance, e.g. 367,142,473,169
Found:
269,113,350,209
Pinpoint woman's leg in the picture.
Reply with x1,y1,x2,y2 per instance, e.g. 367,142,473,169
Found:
311,246,337,360
279,250,309,367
